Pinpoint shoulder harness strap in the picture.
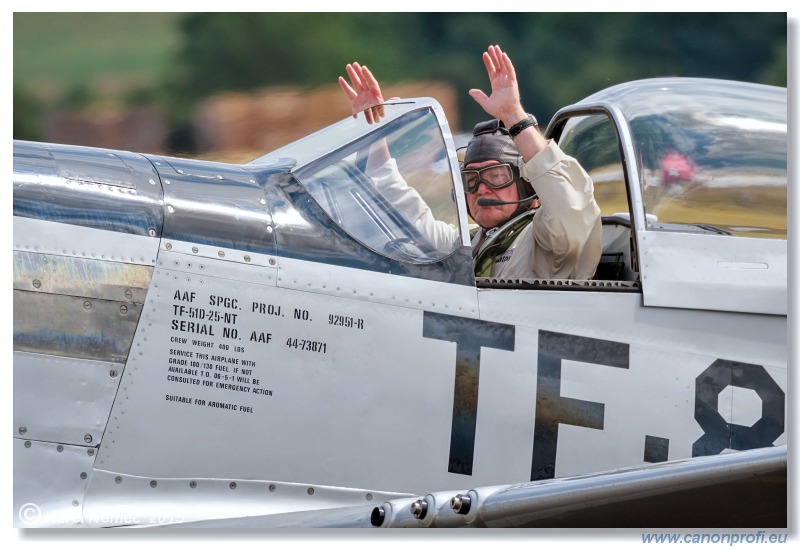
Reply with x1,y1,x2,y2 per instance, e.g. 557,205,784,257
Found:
473,210,537,277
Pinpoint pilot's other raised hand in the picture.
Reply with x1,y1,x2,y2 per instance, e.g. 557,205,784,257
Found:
339,62,385,124
468,45,528,131
469,45,547,162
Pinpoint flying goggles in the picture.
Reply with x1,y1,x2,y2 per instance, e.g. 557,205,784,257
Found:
461,163,520,194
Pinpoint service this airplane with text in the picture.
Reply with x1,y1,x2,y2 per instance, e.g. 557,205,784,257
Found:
13,77,787,528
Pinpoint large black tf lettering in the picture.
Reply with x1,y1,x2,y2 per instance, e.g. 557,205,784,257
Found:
423,311,515,475
532,330,630,480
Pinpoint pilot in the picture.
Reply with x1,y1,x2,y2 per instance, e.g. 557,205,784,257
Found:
339,45,601,280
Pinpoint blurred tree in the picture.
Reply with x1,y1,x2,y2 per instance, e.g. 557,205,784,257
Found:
422,12,788,128
14,87,42,141
170,12,424,100
164,12,787,149
54,83,96,110
619,13,786,83
165,12,425,150
760,41,787,86
13,12,787,155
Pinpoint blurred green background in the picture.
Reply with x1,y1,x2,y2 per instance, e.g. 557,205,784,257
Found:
13,12,787,157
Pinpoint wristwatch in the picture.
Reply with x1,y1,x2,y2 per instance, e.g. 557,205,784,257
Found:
508,114,538,137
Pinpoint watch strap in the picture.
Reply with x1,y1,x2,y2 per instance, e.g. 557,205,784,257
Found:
508,114,538,137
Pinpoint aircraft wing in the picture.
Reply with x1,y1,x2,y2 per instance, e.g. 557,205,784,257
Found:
159,446,785,528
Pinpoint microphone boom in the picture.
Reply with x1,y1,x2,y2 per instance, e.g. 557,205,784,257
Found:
476,196,536,207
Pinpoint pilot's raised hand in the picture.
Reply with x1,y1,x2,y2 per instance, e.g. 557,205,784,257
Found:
339,62,385,124
468,45,528,130
469,45,547,162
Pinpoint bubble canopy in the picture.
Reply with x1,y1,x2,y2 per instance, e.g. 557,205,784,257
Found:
559,78,787,238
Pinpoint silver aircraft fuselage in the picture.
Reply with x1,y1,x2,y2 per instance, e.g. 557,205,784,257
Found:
13,81,787,528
